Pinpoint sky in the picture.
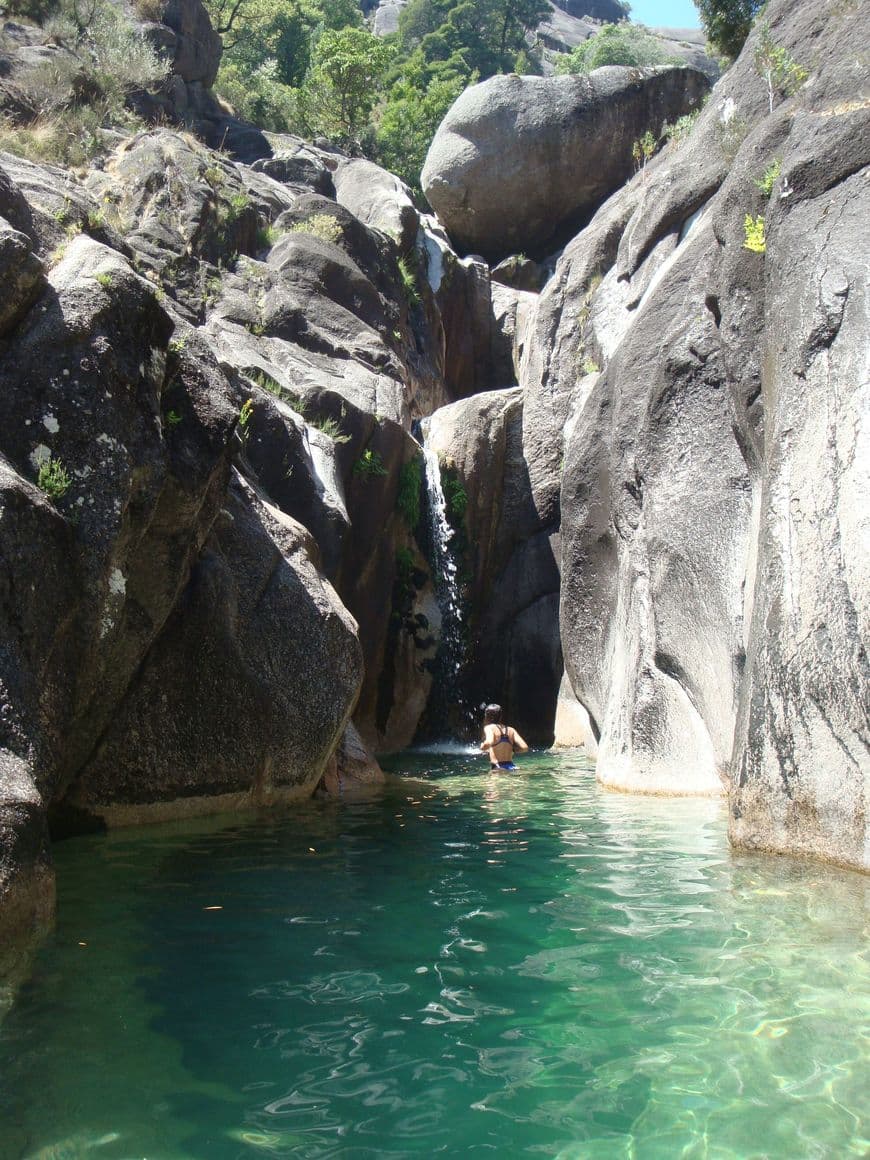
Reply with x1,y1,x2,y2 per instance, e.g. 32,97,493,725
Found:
627,0,701,29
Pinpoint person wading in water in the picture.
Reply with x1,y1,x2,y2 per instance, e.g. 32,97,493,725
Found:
480,704,529,771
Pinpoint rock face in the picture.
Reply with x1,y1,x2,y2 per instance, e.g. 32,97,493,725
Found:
425,389,562,742
422,66,710,261
729,169,869,867
546,0,869,864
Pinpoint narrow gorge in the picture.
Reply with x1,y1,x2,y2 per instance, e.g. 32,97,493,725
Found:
0,0,867,984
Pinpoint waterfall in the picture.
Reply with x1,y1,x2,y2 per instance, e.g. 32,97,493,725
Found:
420,429,468,735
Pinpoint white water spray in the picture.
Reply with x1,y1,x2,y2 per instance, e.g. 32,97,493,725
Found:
420,427,468,728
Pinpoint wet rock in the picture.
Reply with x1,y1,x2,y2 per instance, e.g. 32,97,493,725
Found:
425,389,562,743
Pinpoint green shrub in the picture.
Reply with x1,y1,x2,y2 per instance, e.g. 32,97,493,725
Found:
664,110,700,147
632,130,657,173
354,448,388,478
743,214,766,253
556,24,681,74
397,456,422,529
694,0,763,61
309,415,351,443
753,159,781,197
754,26,808,113
288,214,343,245
397,256,421,307
1,0,167,166
443,475,467,521
37,454,72,500
238,397,254,440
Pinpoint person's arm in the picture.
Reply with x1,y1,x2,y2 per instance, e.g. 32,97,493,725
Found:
480,725,494,752
509,727,529,752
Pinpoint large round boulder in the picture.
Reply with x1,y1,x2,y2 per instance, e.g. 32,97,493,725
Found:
421,66,710,261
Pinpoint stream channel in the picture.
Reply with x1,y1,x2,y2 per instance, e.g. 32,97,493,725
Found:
1,749,867,1158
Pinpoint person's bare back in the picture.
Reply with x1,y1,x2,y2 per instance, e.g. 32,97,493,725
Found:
480,705,528,770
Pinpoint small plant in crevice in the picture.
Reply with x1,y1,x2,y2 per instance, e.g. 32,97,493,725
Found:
309,415,351,443
753,158,781,197
396,456,423,531
397,255,421,308
754,26,808,114
438,459,468,528
632,129,657,177
257,223,283,251
353,448,388,478
94,270,113,288
743,214,766,254
37,454,72,501
581,357,601,376
288,214,343,245
663,110,701,148
238,397,254,442
165,409,182,427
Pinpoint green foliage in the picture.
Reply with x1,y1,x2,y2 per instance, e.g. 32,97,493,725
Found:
395,545,415,576
37,454,72,500
0,0,166,165
354,448,389,478
581,357,600,375
555,23,680,74
743,214,766,253
212,58,302,133
693,0,763,61
399,0,550,78
48,0,169,105
238,397,254,438
754,26,808,113
246,368,308,414
257,223,284,250
373,64,464,196
397,256,421,307
664,110,700,147
632,129,657,172
166,409,182,427
397,456,423,530
309,415,351,443
754,158,781,196
205,0,362,87
303,27,395,147
442,474,467,522
94,270,113,288
288,213,343,245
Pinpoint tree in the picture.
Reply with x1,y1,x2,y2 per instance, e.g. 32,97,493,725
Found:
203,0,361,84
398,0,547,77
374,61,465,195
304,26,395,147
693,0,764,61
555,23,681,74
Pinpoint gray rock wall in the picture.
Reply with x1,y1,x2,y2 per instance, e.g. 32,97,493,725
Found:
548,0,869,864
422,66,711,261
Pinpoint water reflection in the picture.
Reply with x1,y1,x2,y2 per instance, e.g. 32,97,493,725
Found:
0,751,867,1159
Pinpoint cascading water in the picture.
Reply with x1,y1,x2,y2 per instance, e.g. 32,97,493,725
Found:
420,424,469,735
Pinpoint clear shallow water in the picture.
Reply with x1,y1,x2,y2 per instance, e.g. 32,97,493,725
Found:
1,751,868,1159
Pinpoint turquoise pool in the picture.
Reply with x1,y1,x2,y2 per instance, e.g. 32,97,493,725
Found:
1,750,867,1158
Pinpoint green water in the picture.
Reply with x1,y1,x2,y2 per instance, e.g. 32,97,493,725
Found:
1,750,868,1159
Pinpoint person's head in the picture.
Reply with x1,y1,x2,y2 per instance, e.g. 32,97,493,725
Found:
483,703,503,726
